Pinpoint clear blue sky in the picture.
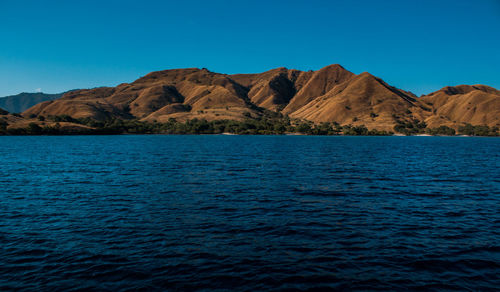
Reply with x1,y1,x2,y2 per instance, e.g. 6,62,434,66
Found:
0,0,499,96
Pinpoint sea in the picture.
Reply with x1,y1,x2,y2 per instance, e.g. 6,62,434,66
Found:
0,135,499,290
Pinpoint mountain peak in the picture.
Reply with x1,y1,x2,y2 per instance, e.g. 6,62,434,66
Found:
321,63,346,70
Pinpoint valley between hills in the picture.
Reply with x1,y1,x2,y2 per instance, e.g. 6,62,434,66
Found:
1,64,499,136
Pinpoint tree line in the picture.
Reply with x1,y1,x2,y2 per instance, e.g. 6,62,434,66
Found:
0,114,498,136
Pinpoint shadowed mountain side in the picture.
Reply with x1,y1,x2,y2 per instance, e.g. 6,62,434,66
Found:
0,92,64,113
231,68,314,111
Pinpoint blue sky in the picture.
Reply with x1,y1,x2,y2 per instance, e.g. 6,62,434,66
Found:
0,0,499,96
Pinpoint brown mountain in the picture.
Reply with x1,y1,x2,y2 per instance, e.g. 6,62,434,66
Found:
288,72,422,130
22,65,500,131
419,85,500,128
25,68,260,123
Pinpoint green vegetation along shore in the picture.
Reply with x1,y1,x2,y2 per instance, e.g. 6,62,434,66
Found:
1,114,498,136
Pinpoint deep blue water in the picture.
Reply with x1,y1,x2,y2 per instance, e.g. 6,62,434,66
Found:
0,135,499,291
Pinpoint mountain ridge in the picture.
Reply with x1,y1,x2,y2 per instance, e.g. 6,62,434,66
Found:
17,64,500,132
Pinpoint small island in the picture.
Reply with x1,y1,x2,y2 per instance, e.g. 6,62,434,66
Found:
0,65,498,136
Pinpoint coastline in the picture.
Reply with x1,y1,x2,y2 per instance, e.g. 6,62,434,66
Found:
0,132,492,137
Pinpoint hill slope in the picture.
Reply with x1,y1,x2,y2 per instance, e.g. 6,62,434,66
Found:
420,85,500,128
289,72,421,131
25,68,260,123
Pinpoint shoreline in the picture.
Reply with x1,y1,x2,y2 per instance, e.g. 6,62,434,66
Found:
0,133,493,137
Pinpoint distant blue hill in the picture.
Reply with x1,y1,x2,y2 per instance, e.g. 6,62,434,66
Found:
0,92,66,113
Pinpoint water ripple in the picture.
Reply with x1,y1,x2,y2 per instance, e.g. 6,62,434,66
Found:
0,135,499,290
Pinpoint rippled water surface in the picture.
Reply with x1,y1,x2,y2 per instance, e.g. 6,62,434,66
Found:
1,135,499,291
